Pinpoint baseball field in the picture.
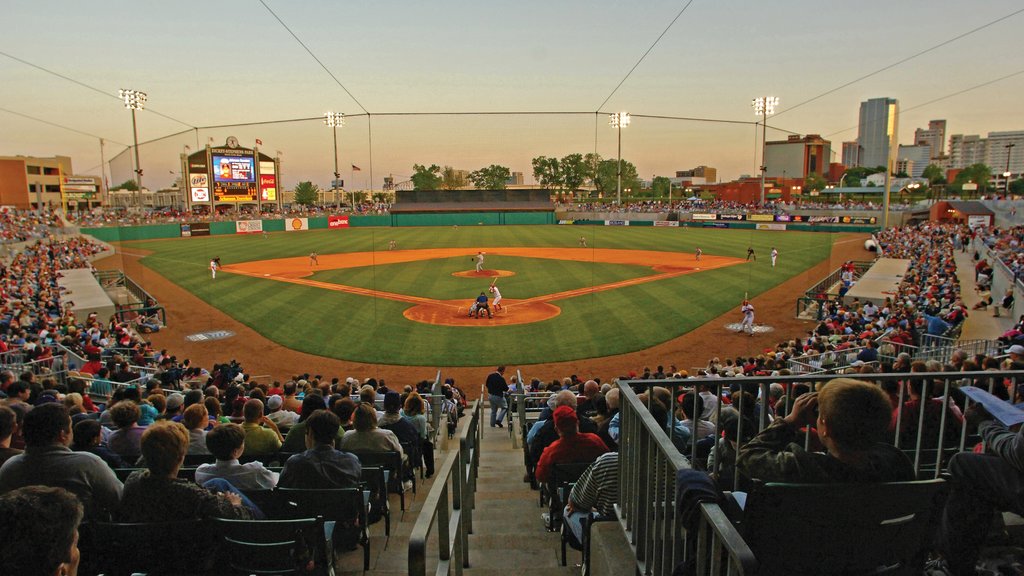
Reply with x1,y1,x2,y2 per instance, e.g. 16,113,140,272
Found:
114,225,846,368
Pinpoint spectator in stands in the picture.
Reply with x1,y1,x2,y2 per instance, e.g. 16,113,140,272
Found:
892,374,964,449
0,404,22,467
737,378,914,484
281,380,302,413
679,392,715,439
340,404,406,463
332,397,357,431
485,365,508,428
265,394,298,428
936,397,1024,574
563,451,619,548
240,398,283,456
279,409,361,489
161,392,184,421
117,421,256,522
529,390,600,466
0,486,84,576
402,391,434,478
281,394,336,453
0,403,122,519
196,423,278,490
535,406,609,483
71,419,125,469
379,391,419,448
106,400,144,463
577,380,601,418
182,404,211,455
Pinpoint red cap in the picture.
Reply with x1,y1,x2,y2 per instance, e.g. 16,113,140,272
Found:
553,405,578,432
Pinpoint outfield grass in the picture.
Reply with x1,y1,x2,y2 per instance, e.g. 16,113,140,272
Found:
122,225,838,366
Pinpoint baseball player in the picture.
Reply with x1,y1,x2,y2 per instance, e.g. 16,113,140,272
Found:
579,236,587,248
695,247,702,261
309,251,319,266
770,247,778,267
738,300,755,336
473,291,492,318
388,240,397,251
474,251,485,273
746,247,756,261
210,257,220,279
489,281,503,312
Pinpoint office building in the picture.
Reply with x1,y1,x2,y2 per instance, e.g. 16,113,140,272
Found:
0,155,102,210
841,141,860,168
675,166,717,183
913,120,946,160
856,97,899,169
986,131,1024,176
763,134,831,179
949,134,989,169
897,144,931,178
506,171,525,186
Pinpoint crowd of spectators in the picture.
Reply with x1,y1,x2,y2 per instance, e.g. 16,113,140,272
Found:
66,201,393,228
555,197,915,214
0,208,64,244
978,224,1024,282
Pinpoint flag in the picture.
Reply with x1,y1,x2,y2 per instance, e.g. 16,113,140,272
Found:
256,138,263,146
351,164,361,171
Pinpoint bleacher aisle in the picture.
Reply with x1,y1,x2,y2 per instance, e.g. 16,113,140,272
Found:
953,249,1015,341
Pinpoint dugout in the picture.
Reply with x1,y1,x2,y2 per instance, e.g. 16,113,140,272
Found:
389,189,555,226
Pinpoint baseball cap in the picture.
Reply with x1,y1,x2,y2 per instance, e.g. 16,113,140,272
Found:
166,393,185,410
1007,344,1024,356
553,405,578,431
267,395,283,410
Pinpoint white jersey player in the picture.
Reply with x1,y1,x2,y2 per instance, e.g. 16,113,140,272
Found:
475,251,485,272
770,247,778,267
210,257,220,279
738,300,755,336
489,283,503,311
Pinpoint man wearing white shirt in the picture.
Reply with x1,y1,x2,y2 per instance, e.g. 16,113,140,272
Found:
195,424,278,491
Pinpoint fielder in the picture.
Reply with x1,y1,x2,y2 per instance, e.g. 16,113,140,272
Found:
309,251,319,266
746,247,756,261
579,236,587,248
489,281,503,312
210,257,221,279
738,300,755,336
770,247,778,267
388,240,397,250
474,251,485,272
695,247,702,261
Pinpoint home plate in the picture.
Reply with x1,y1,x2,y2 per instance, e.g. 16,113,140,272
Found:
724,323,774,334
264,274,270,276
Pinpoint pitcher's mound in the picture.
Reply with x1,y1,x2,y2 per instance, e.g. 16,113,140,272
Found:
404,300,559,326
451,269,515,278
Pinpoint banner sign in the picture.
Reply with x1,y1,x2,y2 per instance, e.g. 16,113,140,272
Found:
968,215,991,228
808,215,840,223
180,222,210,237
718,213,745,221
605,220,629,226
840,216,878,225
755,223,787,231
653,221,680,227
691,213,717,221
285,217,309,231
558,219,575,225
747,214,775,222
190,187,209,202
63,177,95,186
235,220,263,234
259,174,277,201
328,215,350,228
702,222,729,228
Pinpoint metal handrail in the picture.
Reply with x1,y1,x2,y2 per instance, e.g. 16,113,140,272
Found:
408,399,482,576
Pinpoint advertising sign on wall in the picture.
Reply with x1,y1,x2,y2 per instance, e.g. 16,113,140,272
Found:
190,187,209,202
755,223,787,231
718,213,745,221
259,174,277,201
748,214,775,222
605,220,629,226
653,221,679,227
180,222,210,237
328,215,350,228
285,217,309,231
691,213,717,220
235,220,264,234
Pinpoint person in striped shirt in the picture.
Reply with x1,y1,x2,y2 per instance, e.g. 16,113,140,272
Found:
563,451,618,547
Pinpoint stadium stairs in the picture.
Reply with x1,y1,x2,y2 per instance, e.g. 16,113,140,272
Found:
953,249,1016,341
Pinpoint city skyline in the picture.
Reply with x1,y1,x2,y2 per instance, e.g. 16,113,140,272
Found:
2,1,1023,191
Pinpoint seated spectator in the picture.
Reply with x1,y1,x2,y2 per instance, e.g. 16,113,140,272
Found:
892,375,964,449
279,409,361,489
535,406,609,483
117,421,255,522
340,404,405,463
0,486,84,576
265,394,298,428
737,378,914,484
0,403,122,519
378,392,419,449
71,419,126,469
182,404,211,455
529,390,600,466
402,391,434,477
282,395,342,453
678,392,715,440
195,423,278,490
106,400,145,463
331,397,358,431
240,399,283,456
564,451,619,549
0,404,22,467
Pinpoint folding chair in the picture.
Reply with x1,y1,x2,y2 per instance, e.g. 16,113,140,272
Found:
85,519,212,576
275,487,372,570
212,516,334,576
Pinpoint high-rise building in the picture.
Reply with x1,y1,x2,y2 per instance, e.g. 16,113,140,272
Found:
986,131,1024,176
841,141,860,168
913,120,946,160
949,134,989,169
764,134,831,179
0,155,100,210
856,97,899,169
675,166,717,183
897,144,931,178
506,171,524,186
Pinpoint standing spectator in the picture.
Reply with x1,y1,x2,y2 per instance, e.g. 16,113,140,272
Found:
402,392,434,478
485,366,508,428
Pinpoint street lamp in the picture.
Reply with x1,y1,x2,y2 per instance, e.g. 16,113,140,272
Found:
1005,142,1016,195
609,112,630,205
752,96,779,206
324,112,345,209
119,88,147,209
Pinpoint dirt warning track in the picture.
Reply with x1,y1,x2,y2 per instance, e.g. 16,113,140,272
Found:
221,247,743,327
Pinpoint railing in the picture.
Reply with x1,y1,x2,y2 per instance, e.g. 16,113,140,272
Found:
794,296,825,321
613,369,1024,575
786,346,868,374
408,399,482,576
429,370,442,446
802,260,873,300
917,335,1002,364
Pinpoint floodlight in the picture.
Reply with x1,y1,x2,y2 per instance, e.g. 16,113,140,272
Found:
324,112,345,127
119,89,147,110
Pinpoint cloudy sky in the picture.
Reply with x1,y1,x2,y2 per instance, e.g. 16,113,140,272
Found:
2,0,1022,190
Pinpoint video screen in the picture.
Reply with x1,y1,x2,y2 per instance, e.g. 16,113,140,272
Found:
213,155,255,183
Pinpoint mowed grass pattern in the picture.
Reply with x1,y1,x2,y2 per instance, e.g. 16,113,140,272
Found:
118,225,840,366
310,255,654,300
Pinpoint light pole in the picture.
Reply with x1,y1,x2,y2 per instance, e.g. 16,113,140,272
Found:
1005,142,1016,195
752,96,779,206
324,112,345,210
609,112,630,205
119,89,147,209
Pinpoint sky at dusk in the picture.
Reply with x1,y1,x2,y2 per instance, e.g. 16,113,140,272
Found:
2,0,1022,191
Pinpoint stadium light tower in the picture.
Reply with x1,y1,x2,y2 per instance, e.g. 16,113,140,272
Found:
324,112,345,209
609,112,631,205
752,96,779,206
119,89,147,208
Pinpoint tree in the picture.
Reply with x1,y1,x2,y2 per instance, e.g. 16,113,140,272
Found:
468,164,511,190
411,164,442,190
441,166,467,190
293,181,319,206
952,163,993,195
1009,178,1024,196
804,173,827,193
531,156,561,191
594,159,640,199
651,176,672,197
111,179,138,191
845,177,862,188
559,154,588,194
921,164,946,186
